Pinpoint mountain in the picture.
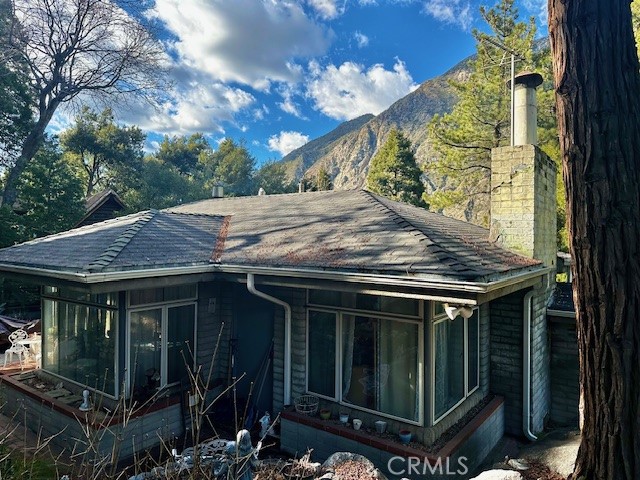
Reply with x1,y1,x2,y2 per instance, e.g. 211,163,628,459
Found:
280,58,470,189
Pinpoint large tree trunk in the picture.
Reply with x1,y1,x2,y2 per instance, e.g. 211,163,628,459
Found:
548,1,640,479
1,102,58,208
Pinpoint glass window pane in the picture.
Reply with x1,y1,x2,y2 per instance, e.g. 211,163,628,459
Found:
434,317,465,419
433,302,446,317
165,284,197,302
167,304,195,384
467,312,479,392
42,299,116,395
308,290,342,307
130,309,162,392
342,315,419,421
380,296,419,316
129,288,163,306
308,310,336,397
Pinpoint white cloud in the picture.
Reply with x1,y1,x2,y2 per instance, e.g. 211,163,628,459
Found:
268,131,310,156
354,31,369,48
422,0,472,30
522,0,548,25
277,85,307,119
117,67,255,135
307,0,343,19
306,59,418,120
150,0,332,89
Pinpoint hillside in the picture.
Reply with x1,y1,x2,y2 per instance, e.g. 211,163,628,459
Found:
280,57,470,189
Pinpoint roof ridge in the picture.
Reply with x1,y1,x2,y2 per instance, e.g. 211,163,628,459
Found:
84,210,157,272
361,190,429,238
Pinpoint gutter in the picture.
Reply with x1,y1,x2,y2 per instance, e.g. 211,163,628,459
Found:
246,273,292,408
523,290,537,441
0,262,552,295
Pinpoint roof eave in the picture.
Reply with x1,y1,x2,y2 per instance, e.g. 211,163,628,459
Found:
0,262,552,301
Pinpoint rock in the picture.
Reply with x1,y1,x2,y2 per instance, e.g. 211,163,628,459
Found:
470,470,524,480
507,458,530,470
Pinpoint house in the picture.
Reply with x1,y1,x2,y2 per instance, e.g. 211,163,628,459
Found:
0,76,568,477
76,188,126,227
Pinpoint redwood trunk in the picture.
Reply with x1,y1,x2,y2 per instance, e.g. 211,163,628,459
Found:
548,1,640,479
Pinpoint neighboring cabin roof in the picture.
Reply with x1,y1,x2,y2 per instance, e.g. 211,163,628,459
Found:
0,189,541,282
76,189,126,227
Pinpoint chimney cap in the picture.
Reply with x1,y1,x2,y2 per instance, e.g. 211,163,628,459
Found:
507,71,543,89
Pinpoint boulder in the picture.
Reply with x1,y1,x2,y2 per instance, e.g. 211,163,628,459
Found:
470,470,524,480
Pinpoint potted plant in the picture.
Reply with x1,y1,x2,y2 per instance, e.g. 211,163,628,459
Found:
319,408,331,420
399,429,412,444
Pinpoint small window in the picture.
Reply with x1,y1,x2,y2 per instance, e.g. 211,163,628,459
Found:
43,286,117,307
129,284,197,306
308,290,419,317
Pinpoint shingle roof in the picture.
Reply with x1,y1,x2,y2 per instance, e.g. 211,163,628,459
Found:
0,210,223,273
167,190,540,281
0,189,542,281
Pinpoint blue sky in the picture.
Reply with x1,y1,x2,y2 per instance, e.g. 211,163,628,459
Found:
54,1,547,165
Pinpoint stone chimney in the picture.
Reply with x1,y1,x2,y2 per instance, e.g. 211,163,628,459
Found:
490,72,557,269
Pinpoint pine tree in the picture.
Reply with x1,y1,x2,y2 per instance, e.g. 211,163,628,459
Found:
366,129,425,207
427,0,558,227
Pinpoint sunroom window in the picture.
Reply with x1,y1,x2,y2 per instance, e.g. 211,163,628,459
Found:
432,305,480,423
42,287,117,396
306,290,422,423
127,286,196,395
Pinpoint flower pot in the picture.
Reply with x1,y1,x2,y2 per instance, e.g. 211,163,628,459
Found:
319,409,331,420
374,420,387,434
339,413,349,424
352,419,362,430
399,429,412,444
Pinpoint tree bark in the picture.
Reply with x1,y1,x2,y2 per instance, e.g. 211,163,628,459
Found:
548,1,640,479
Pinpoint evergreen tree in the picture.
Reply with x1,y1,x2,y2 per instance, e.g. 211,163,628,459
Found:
366,129,425,207
200,138,255,196
254,161,297,194
302,165,333,192
60,108,145,196
427,0,558,227
156,133,211,176
15,137,85,239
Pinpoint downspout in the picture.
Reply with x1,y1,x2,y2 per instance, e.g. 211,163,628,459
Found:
247,273,292,407
523,290,537,441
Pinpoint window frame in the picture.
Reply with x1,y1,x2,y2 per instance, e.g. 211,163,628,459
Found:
40,293,119,399
306,304,424,425
430,305,480,425
126,298,198,397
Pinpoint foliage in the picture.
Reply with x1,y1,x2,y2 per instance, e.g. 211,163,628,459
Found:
0,0,33,169
156,133,212,176
60,108,145,197
1,0,165,207
200,138,255,196
254,161,297,194
633,0,640,59
366,129,425,207
426,0,560,228
302,166,333,192
16,137,85,238
123,156,207,211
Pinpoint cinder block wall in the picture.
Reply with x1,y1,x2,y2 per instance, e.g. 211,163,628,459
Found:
490,144,557,436
489,290,524,435
549,316,579,426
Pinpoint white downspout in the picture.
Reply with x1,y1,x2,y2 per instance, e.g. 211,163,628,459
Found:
247,273,292,407
523,290,537,441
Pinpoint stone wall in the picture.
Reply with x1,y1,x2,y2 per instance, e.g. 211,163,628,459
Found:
549,316,579,427
0,380,182,460
281,397,504,480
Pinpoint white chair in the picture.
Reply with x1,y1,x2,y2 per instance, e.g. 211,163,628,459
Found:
3,329,29,369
